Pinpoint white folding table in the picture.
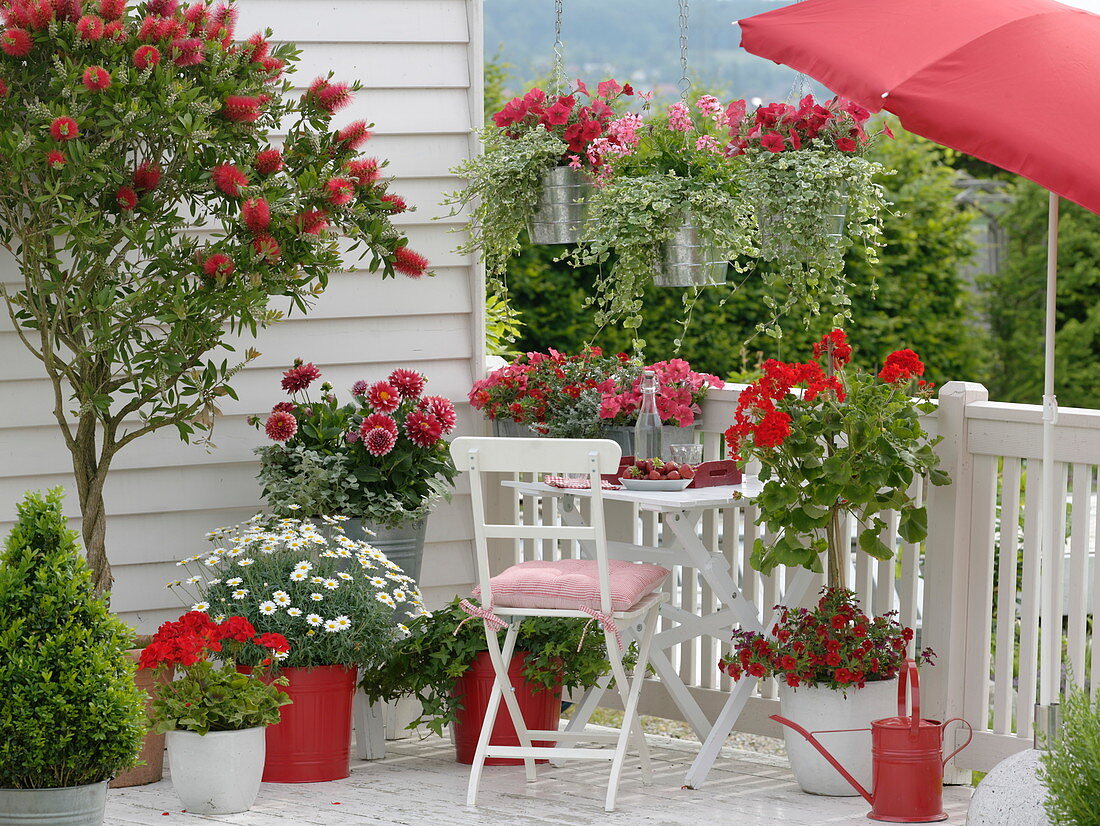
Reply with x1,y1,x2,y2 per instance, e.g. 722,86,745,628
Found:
503,479,814,788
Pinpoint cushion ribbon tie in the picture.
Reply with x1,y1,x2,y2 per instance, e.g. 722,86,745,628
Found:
455,598,507,635
578,606,623,652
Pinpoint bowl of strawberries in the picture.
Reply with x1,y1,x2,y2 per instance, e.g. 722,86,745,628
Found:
619,458,696,491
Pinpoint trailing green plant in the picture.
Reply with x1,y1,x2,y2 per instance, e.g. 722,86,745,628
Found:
0,1,424,593
1039,684,1100,825
360,596,622,737
0,488,145,788
485,292,525,357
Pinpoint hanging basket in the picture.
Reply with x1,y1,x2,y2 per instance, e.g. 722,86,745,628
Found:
756,191,848,260
654,216,728,287
527,165,589,245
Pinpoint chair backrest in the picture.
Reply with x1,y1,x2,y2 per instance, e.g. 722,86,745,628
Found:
450,437,623,614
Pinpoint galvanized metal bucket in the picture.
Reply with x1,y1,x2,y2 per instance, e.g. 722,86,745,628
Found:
527,166,588,245
655,218,728,287
0,781,108,826
757,194,848,259
338,518,427,585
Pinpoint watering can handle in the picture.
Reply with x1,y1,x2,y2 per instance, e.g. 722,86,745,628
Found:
897,658,920,734
941,718,974,766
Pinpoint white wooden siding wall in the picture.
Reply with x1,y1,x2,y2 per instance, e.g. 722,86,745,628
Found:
0,0,485,630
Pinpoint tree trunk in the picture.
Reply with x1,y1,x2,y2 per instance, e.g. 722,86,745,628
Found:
825,507,844,590
80,485,112,595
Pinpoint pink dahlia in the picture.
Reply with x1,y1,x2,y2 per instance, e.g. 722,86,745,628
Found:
223,95,262,123
367,381,401,413
325,177,355,207
344,158,380,187
82,65,111,91
360,412,398,435
420,395,456,433
1,28,33,57
404,410,443,448
116,186,138,211
50,117,79,142
271,401,295,413
133,45,160,69
336,120,371,151
394,246,428,278
363,427,397,457
350,380,369,397
133,161,161,192
381,193,407,213
388,368,425,399
265,410,297,442
281,360,321,393
212,163,248,197
254,148,283,175
242,198,270,233
202,252,234,277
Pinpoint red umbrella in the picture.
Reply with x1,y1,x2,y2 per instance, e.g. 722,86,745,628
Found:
737,0,1099,735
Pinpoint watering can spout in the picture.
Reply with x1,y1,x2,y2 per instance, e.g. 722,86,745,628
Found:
769,714,873,804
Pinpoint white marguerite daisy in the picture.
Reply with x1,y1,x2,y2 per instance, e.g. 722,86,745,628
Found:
259,601,277,615
370,577,387,588
214,615,226,623
323,579,339,590
397,623,410,635
165,580,181,589
203,557,220,566
207,579,221,586
226,577,243,587
272,591,292,605
294,560,313,572
232,589,249,600
275,650,290,659
375,593,396,608
310,576,324,584
337,572,353,581
290,570,308,582
333,615,351,630
392,590,407,602
185,575,201,584
310,593,324,601
323,619,340,632
191,601,209,611
306,613,324,626
237,558,255,567
287,607,303,617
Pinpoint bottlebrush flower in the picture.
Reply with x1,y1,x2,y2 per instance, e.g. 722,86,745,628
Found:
241,198,270,233
212,163,248,197
223,95,262,123
404,410,443,448
0,78,8,99
183,2,208,32
257,56,285,80
103,19,124,39
281,360,321,393
295,209,327,235
50,117,79,141
245,31,268,61
336,121,371,151
76,15,104,40
361,412,398,435
82,65,111,91
1,28,33,56
116,186,138,211
252,234,280,263
324,178,354,206
306,77,352,115
202,252,234,277
343,158,380,187
148,0,178,14
254,148,283,174
205,3,237,42
98,0,125,19
381,193,407,213
133,161,161,192
46,150,65,169
420,395,456,433
393,246,428,278
171,37,204,66
367,381,401,413
363,426,397,456
264,410,297,441
388,368,425,399
133,44,160,69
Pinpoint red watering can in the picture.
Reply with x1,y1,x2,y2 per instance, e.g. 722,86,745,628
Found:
771,660,973,823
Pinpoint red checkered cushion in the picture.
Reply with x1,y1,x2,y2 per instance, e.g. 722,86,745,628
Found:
474,559,669,612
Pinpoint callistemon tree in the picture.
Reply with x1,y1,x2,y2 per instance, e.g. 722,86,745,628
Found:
0,0,430,593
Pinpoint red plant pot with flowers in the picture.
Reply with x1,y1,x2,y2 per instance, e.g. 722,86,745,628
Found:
720,588,935,797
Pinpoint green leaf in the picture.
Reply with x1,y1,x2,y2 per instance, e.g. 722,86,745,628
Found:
898,506,929,543
858,528,894,561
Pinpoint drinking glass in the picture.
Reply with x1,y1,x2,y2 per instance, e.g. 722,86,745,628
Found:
669,443,703,466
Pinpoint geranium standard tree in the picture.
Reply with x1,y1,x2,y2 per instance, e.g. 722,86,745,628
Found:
0,0,428,593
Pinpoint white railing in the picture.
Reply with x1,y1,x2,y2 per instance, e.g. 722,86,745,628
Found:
486,380,1100,774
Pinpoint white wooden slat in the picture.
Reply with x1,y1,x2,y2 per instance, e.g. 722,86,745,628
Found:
700,508,719,690
854,515,873,608
992,458,1021,735
1093,478,1100,701
875,509,898,617
292,43,470,90
962,454,998,736
239,0,471,44
1067,464,1091,689
1017,460,1043,739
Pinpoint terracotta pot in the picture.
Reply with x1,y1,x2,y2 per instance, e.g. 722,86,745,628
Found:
109,650,172,788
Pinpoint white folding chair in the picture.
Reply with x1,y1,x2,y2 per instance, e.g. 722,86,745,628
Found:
450,436,668,812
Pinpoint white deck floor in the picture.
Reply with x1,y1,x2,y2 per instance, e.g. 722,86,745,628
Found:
105,733,973,825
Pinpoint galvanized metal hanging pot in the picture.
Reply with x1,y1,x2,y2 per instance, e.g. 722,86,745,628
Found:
654,214,728,287
527,165,589,245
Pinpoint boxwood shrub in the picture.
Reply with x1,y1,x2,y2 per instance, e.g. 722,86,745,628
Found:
0,489,145,788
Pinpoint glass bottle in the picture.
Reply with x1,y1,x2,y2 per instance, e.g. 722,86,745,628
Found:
634,370,662,461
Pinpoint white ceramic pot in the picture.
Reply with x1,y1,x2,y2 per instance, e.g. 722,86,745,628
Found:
166,727,265,814
777,678,898,796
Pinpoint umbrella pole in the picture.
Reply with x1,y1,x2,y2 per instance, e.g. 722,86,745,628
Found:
1036,191,1060,748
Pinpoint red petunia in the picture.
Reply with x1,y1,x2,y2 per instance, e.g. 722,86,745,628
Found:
306,76,352,115
367,381,401,413
295,208,328,235
241,198,270,233
388,368,425,399
133,44,160,69
49,116,79,141
116,186,138,211
281,360,321,393
133,161,162,192
393,246,428,278
835,137,857,152
324,177,354,206
264,410,297,441
404,409,443,448
254,148,283,175
252,234,281,263
202,252,234,277
760,132,786,153
82,65,111,91
1,28,33,58
46,150,65,168
380,193,406,213
223,95,262,123
76,15,104,40
212,163,248,197
336,120,371,151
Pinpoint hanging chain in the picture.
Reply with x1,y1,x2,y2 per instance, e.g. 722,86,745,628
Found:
678,0,691,102
552,0,566,95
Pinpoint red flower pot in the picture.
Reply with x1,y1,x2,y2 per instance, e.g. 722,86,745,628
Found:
239,664,357,783
452,651,562,766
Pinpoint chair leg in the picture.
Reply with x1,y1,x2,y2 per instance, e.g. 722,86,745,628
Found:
467,622,521,805
484,621,538,782
604,608,659,812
